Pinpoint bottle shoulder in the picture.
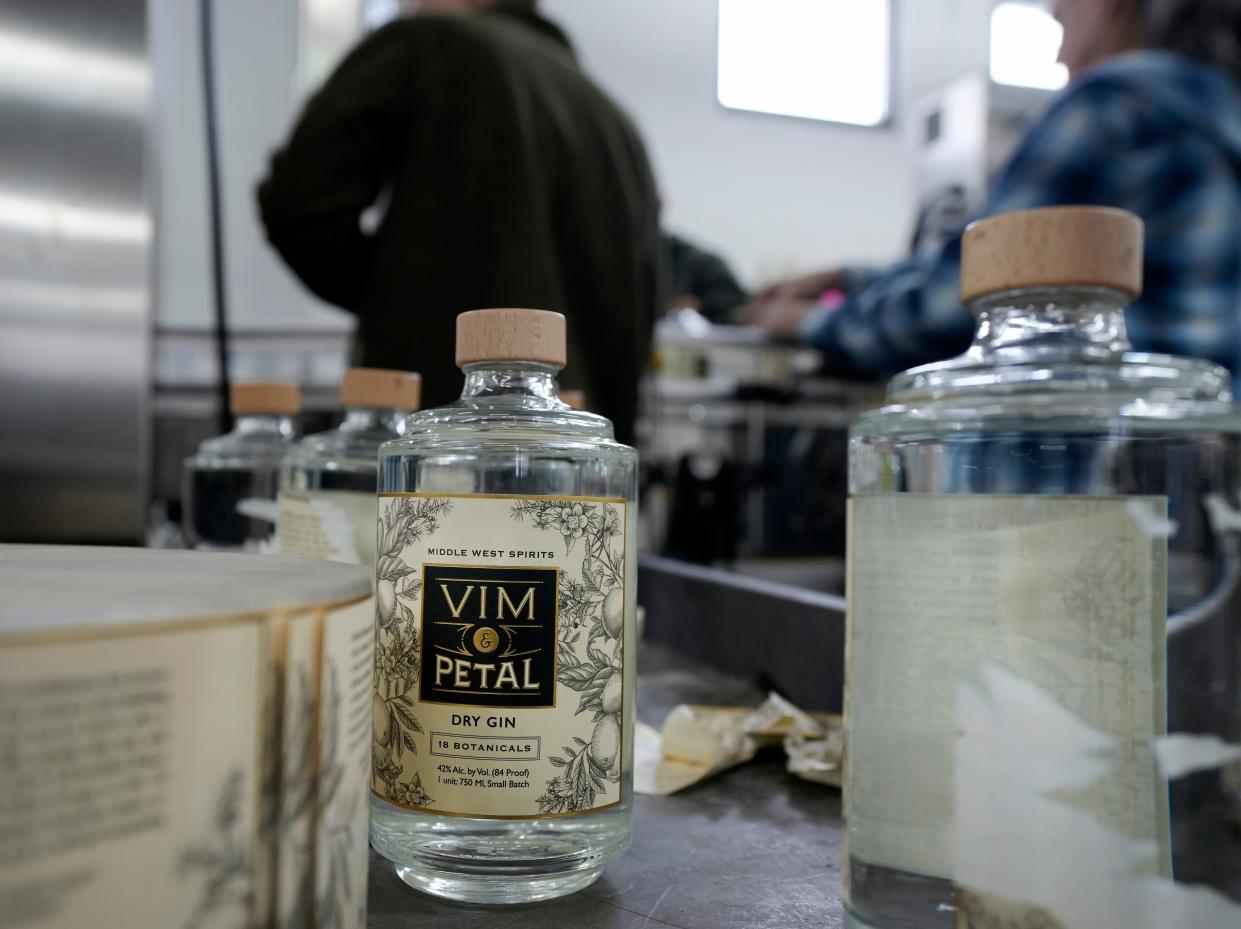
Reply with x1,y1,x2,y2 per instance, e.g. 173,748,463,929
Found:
381,401,634,457
189,429,294,468
288,423,398,469
855,356,1241,438
858,351,1237,431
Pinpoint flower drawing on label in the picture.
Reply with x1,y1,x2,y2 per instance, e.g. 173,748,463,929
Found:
178,769,252,929
561,504,589,541
392,772,433,808
510,499,626,813
374,497,452,806
512,498,622,557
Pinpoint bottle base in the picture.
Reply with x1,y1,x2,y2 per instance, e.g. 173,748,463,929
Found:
370,794,631,905
392,861,604,904
845,856,955,929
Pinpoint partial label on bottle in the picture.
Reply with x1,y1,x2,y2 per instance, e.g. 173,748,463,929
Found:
278,491,378,567
373,493,629,819
845,493,1169,882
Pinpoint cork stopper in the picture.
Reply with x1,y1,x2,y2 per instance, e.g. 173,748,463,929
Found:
340,367,421,411
230,381,300,415
961,206,1143,304
455,308,567,368
559,389,587,411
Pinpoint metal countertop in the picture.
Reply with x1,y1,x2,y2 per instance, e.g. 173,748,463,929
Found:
366,642,845,928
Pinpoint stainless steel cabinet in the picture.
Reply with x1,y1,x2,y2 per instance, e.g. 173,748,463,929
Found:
0,0,151,542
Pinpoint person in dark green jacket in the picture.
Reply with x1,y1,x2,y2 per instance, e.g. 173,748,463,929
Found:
257,1,661,442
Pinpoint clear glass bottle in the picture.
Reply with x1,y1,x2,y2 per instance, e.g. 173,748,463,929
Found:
369,308,638,904
279,368,421,567
844,207,1241,927
183,382,301,552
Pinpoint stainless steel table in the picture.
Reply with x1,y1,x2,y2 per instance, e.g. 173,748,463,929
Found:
366,642,846,928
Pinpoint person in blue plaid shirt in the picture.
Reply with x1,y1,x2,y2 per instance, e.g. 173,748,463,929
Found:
753,0,1241,387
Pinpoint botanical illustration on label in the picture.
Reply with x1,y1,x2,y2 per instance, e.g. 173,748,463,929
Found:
179,767,253,929
276,599,373,929
316,600,375,929
845,493,1169,882
373,493,627,818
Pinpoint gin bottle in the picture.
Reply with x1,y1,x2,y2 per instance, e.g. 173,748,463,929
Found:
279,367,421,567
844,207,1240,927
183,382,300,552
369,308,638,903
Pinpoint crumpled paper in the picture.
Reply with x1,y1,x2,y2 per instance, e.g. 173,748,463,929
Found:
634,692,844,796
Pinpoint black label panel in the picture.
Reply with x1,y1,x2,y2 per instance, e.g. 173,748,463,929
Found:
418,564,558,708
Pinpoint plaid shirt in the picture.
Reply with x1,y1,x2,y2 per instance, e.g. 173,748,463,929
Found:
804,52,1241,387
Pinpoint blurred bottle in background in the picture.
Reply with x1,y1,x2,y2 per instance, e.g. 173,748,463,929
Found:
278,367,420,568
182,382,300,552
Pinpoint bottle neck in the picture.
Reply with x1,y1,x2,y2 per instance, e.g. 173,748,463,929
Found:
459,361,562,403
341,407,405,433
967,285,1132,364
234,413,296,439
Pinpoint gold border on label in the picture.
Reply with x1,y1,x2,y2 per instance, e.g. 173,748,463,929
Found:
848,491,1169,503
252,609,283,927
307,606,328,928
0,592,373,648
416,563,560,710
373,495,630,820
371,790,623,820
379,491,627,504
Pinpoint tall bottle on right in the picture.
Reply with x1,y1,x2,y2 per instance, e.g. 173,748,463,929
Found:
845,206,1241,927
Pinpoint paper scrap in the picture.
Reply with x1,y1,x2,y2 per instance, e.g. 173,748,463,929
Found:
1204,493,1241,534
1126,499,1178,539
236,497,279,524
785,726,845,788
634,721,726,796
743,691,825,739
1155,733,1241,780
634,694,844,796
633,707,757,796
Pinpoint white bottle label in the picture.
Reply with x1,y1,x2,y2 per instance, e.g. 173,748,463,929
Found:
279,491,378,567
373,493,629,819
845,493,1170,880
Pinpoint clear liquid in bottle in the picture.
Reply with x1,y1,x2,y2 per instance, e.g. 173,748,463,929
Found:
369,309,638,904
843,208,1241,927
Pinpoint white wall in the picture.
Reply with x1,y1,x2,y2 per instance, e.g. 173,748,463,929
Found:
543,0,992,287
150,0,352,332
151,0,995,326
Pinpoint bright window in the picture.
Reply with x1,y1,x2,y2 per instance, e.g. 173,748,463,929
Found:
717,0,891,127
990,2,1069,91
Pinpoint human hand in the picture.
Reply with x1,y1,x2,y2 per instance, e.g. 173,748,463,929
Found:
746,297,819,339
753,268,848,307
